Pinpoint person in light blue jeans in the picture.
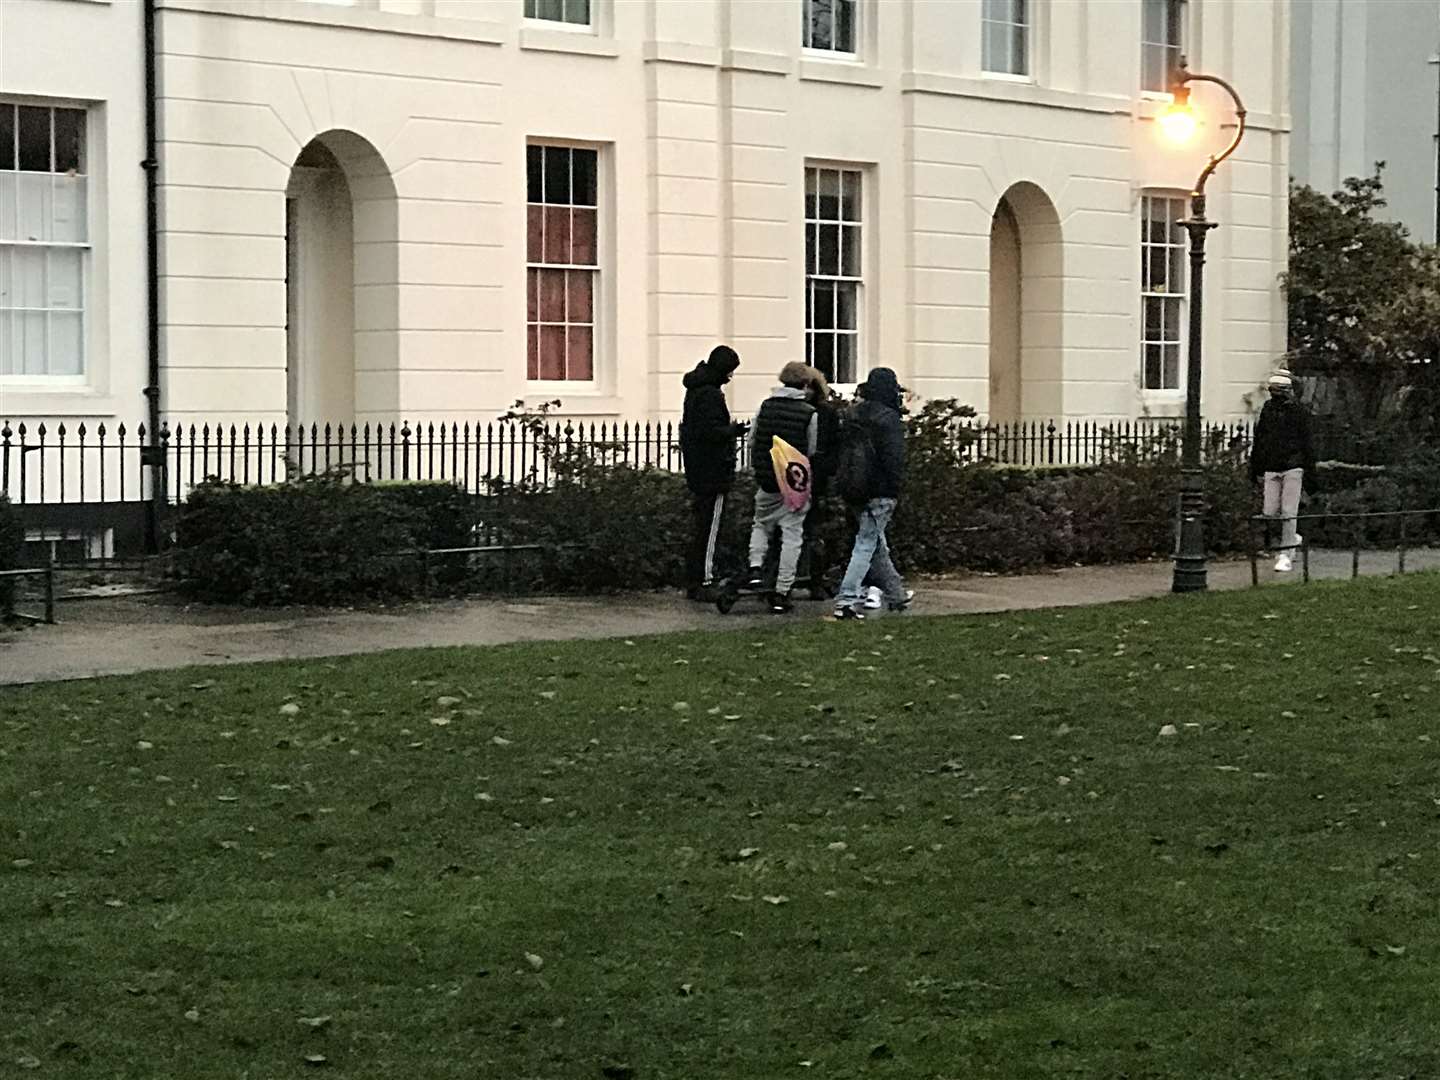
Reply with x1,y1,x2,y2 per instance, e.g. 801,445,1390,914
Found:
833,368,912,620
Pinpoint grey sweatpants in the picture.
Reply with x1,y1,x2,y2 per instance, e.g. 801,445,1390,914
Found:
1262,468,1303,550
749,490,808,594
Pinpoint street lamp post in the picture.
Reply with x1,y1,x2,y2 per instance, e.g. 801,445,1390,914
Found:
1162,57,1247,593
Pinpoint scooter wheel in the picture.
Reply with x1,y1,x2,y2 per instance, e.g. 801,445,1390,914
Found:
715,590,737,614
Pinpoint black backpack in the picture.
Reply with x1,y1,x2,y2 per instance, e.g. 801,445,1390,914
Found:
834,414,877,505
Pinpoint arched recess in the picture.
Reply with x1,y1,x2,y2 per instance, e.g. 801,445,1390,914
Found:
285,130,399,427
988,181,1063,422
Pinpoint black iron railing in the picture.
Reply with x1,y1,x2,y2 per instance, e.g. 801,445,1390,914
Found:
3,415,1255,509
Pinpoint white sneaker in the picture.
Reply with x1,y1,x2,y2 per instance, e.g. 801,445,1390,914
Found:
1274,554,1293,573
863,586,883,610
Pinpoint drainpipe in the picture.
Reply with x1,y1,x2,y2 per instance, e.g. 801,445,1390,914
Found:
141,0,164,552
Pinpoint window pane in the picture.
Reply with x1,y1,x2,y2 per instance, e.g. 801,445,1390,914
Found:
49,311,82,375
1168,243,1184,293
19,311,46,375
840,225,861,277
54,109,84,174
806,222,817,275
571,149,598,207
527,204,544,263
567,325,593,380
1144,296,1162,340
538,268,565,322
1010,23,1028,75
12,247,45,308
836,283,857,329
17,106,50,172
0,174,18,242
566,269,593,322
48,248,82,309
539,324,565,380
1162,297,1183,342
835,0,854,52
527,267,538,322
543,146,571,204
836,333,857,385
0,105,14,171
1163,344,1180,388
983,22,1008,72
52,175,86,243
1143,0,1165,43
0,312,11,374
812,280,835,329
543,204,571,265
815,168,840,218
817,222,839,276
527,324,539,380
564,0,592,26
810,332,835,383
532,0,565,21
806,0,832,50
16,173,53,242
571,206,596,265
1144,343,1163,389
1165,0,1183,46
526,145,543,203
840,170,860,221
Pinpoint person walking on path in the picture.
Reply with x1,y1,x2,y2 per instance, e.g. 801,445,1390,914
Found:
832,367,912,620
1249,370,1316,573
745,361,819,613
798,364,842,596
680,345,746,600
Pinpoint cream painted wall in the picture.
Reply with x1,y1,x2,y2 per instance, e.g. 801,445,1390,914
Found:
3,0,1290,431
0,0,149,425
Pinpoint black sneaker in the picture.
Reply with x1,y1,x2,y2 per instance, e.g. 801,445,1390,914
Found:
832,604,865,621
745,567,765,590
768,591,794,615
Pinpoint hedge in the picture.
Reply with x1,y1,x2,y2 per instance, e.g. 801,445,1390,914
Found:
174,479,471,605
0,494,20,616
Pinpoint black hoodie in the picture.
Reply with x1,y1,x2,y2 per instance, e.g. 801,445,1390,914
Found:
680,363,739,495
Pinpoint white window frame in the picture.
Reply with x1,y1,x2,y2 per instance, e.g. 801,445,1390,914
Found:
526,141,602,388
1141,0,1185,95
523,0,595,33
802,0,859,59
1140,192,1187,394
805,164,866,391
0,100,90,387
981,0,1031,80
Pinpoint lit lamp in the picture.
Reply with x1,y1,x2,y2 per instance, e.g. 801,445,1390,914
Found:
1160,57,1247,594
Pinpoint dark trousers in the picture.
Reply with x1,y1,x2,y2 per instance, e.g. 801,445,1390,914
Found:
686,491,727,588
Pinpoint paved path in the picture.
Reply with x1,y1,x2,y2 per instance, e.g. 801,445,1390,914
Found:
4,547,1437,686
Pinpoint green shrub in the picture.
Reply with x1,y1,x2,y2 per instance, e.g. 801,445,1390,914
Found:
174,478,470,605
0,494,20,616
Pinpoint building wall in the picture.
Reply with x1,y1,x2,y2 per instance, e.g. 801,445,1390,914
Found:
1292,0,1439,242
3,0,1291,433
0,0,148,426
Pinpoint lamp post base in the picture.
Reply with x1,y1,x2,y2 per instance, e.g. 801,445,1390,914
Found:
1171,467,1208,593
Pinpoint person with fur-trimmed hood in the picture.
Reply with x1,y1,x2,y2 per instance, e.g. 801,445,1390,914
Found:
744,361,820,614
680,345,746,599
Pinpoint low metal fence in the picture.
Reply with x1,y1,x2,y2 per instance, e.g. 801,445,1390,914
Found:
1247,508,1440,585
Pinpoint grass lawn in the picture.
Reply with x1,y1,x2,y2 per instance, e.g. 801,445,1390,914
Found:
5,576,1440,1079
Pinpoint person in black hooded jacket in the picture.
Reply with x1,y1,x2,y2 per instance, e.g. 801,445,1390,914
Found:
1249,370,1315,572
679,345,746,599
832,367,912,619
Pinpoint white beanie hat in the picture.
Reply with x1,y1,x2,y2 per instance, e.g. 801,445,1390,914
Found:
1267,371,1293,389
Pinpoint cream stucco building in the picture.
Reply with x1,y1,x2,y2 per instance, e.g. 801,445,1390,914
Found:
1,0,1290,435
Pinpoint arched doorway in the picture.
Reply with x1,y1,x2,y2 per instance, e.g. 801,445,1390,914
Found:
988,182,1063,422
285,131,398,427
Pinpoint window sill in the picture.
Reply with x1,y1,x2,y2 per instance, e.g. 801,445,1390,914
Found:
798,58,884,89
980,70,1035,84
156,0,505,45
519,390,625,417
519,27,620,58
901,71,1129,115
0,385,118,419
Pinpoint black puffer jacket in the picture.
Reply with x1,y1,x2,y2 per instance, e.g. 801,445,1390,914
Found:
750,388,816,493
1249,396,1316,481
680,363,738,495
